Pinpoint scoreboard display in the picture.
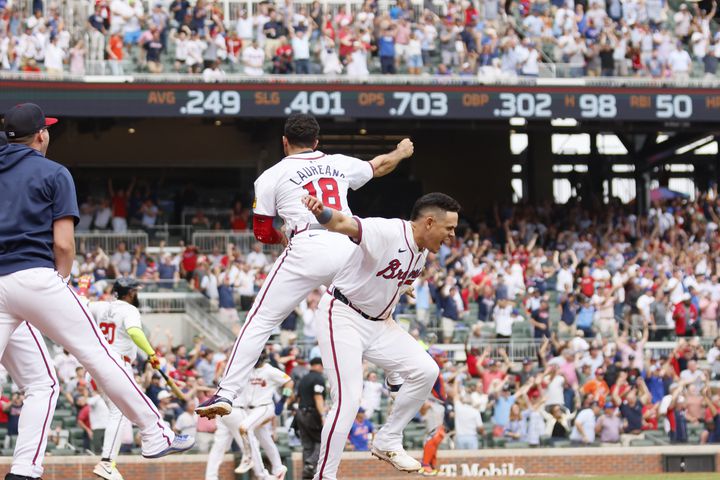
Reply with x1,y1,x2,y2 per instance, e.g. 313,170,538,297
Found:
2,79,720,122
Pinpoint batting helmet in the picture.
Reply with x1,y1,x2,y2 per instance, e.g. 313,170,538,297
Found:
255,351,268,368
112,277,141,298
428,346,447,366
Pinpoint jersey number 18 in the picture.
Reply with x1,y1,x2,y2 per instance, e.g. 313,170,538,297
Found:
302,178,342,210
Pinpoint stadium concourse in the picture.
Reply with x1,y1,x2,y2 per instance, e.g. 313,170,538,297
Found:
1,0,720,79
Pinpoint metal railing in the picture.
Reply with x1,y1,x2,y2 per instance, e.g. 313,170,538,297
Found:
185,296,237,349
181,208,234,227
75,231,149,253
191,230,283,254
5,70,720,88
138,291,205,313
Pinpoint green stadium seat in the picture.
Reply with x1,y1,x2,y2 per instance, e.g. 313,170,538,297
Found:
53,409,72,418
51,448,76,456
629,439,655,447
552,440,571,448
511,321,532,338
504,441,530,448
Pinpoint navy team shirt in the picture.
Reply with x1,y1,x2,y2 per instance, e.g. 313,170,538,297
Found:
0,144,79,275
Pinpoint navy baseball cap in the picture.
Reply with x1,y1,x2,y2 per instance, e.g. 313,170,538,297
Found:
3,103,58,139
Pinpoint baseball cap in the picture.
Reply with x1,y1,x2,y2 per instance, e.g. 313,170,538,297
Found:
522,357,533,366
3,103,58,139
487,358,497,366
157,390,171,401
604,401,615,409
595,368,605,376
309,357,323,366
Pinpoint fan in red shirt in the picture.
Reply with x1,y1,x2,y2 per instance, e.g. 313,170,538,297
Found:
337,21,354,61
226,32,242,62
672,293,699,337
108,178,134,230
181,245,199,282
231,201,249,231
579,266,594,298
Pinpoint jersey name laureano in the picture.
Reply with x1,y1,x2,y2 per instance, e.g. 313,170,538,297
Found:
289,164,347,185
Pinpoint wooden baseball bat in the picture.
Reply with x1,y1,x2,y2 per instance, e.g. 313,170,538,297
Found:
156,368,187,402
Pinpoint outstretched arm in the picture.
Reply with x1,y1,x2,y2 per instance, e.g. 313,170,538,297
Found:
368,138,414,177
303,195,360,239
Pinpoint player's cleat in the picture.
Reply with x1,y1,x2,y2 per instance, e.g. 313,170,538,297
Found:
142,434,195,458
420,466,439,476
233,455,254,474
5,474,42,480
195,395,233,419
93,460,124,480
273,465,288,480
370,446,422,472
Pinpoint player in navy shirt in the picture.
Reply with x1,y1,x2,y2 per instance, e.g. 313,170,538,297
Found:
348,408,374,451
0,104,193,472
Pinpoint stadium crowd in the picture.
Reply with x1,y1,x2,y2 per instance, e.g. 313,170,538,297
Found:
0,184,714,471
1,0,720,78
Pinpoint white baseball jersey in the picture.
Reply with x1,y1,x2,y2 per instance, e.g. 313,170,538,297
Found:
253,151,373,233
88,300,142,360
237,363,291,407
331,218,428,319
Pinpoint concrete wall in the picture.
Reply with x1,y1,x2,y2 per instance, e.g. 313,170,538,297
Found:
411,127,513,220
292,445,719,479
142,313,199,348
0,454,237,480
48,118,282,169
4,445,716,480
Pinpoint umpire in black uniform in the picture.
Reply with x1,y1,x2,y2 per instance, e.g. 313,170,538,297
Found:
295,357,326,479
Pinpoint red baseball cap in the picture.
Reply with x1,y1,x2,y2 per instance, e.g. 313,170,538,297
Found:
3,103,57,139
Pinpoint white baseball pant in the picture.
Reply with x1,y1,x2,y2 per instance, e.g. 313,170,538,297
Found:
100,359,134,461
205,407,248,480
313,295,439,480
2,322,59,478
240,405,283,477
217,231,355,400
255,421,285,476
0,268,174,455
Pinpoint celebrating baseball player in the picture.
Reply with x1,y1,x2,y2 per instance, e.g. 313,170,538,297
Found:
0,322,59,480
0,104,193,473
236,352,293,480
302,192,460,479
197,113,414,418
88,278,164,480
205,395,250,480
0,131,61,480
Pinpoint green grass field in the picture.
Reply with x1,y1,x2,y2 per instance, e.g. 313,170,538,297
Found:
531,475,720,480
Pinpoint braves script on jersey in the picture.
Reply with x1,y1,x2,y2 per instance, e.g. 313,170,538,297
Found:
253,151,373,232
332,218,428,319
237,363,290,407
88,300,142,360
